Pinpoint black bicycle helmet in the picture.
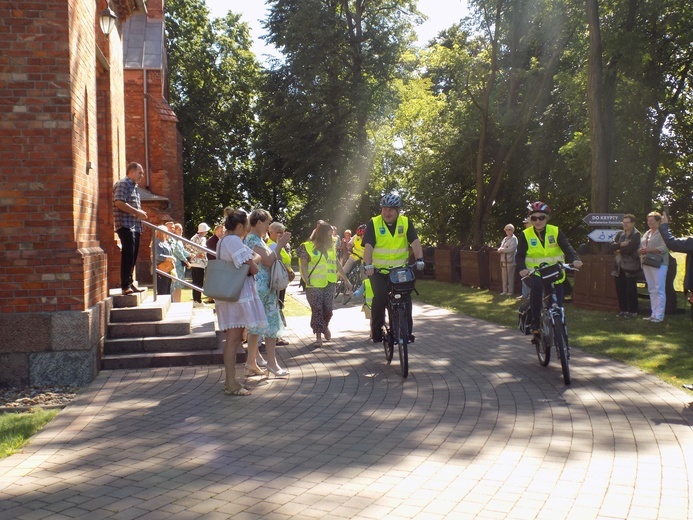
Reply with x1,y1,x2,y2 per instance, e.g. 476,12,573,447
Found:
380,193,402,208
356,224,367,237
527,201,551,215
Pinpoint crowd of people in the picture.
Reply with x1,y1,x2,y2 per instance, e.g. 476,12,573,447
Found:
201,196,426,395
115,163,692,396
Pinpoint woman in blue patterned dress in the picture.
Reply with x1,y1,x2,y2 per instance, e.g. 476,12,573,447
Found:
244,209,292,377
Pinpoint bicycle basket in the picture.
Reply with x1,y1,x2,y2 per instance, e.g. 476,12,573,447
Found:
388,267,416,293
517,299,533,335
537,263,563,284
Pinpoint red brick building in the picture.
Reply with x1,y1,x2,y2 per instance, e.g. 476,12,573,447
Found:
0,0,183,386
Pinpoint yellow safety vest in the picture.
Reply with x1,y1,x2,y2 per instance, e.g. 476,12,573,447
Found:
363,278,373,307
267,239,292,268
371,215,409,268
350,235,365,260
523,224,566,283
302,241,337,288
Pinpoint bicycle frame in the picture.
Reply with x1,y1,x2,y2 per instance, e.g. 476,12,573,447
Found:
524,262,575,385
375,265,416,378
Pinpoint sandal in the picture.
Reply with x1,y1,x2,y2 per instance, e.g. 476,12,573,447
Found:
245,365,267,376
122,288,135,295
224,386,251,396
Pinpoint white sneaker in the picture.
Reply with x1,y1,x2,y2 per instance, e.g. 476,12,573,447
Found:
193,302,205,308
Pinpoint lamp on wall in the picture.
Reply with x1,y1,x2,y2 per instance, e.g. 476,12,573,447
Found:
99,1,118,37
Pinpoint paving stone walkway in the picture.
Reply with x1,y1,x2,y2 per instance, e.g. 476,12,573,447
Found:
1,284,692,519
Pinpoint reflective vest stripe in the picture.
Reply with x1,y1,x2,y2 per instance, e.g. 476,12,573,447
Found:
371,215,409,268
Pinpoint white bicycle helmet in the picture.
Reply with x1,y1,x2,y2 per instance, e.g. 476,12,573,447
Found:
380,193,402,208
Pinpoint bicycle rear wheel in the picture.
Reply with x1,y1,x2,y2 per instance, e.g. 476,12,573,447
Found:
395,306,409,378
554,322,570,385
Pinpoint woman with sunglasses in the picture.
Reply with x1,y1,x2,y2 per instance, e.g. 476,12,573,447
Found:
516,202,583,335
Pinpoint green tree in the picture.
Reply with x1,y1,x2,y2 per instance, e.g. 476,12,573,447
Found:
166,0,259,234
257,0,420,238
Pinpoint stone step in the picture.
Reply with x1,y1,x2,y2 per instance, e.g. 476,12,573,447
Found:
101,304,249,369
109,286,149,308
101,342,248,370
104,331,220,355
107,300,190,338
109,295,172,323
102,347,225,370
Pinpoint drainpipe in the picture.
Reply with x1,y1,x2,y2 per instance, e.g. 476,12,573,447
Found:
144,69,150,188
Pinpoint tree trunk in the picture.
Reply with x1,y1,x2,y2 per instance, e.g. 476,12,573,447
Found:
586,0,609,213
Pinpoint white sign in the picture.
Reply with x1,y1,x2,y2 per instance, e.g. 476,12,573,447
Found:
583,213,625,226
588,229,620,243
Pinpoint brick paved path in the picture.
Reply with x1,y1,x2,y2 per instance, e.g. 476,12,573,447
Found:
1,287,692,519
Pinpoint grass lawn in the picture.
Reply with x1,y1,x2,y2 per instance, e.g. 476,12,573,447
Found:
0,409,59,459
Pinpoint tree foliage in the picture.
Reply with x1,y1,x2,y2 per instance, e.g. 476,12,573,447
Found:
253,0,420,239
166,0,259,234
164,0,693,249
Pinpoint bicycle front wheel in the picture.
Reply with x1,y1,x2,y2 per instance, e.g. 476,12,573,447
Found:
554,322,570,385
535,312,550,367
535,334,551,367
395,306,409,378
383,326,394,363
334,280,344,299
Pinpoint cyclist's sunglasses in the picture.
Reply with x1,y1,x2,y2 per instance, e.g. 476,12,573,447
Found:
530,215,547,222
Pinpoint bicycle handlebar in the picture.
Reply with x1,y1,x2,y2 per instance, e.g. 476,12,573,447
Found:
521,262,579,281
371,263,417,275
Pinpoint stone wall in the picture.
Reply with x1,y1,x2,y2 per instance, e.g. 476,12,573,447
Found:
0,297,111,387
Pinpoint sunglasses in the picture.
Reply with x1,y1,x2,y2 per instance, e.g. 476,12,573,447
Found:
530,215,547,222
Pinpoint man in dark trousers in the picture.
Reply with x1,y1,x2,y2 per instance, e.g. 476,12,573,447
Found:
660,211,693,334
113,162,148,295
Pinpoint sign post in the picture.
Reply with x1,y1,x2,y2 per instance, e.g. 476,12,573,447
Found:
587,229,620,243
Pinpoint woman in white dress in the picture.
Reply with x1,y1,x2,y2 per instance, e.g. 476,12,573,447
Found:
216,209,267,396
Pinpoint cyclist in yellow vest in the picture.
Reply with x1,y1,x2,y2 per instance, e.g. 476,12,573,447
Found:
516,201,583,335
298,221,352,347
363,194,425,343
341,224,367,287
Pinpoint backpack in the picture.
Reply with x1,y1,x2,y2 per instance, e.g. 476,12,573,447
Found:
270,257,290,291
517,299,533,335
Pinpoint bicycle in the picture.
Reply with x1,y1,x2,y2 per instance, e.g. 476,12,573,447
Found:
519,262,577,385
374,264,417,378
334,259,363,304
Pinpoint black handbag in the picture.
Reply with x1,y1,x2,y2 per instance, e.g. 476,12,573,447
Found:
642,233,663,268
642,253,663,268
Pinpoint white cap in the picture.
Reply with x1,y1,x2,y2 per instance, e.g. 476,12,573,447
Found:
197,222,210,233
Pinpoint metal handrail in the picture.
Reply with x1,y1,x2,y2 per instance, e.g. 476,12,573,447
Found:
142,221,216,301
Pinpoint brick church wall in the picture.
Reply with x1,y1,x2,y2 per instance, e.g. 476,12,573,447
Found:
0,0,132,386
